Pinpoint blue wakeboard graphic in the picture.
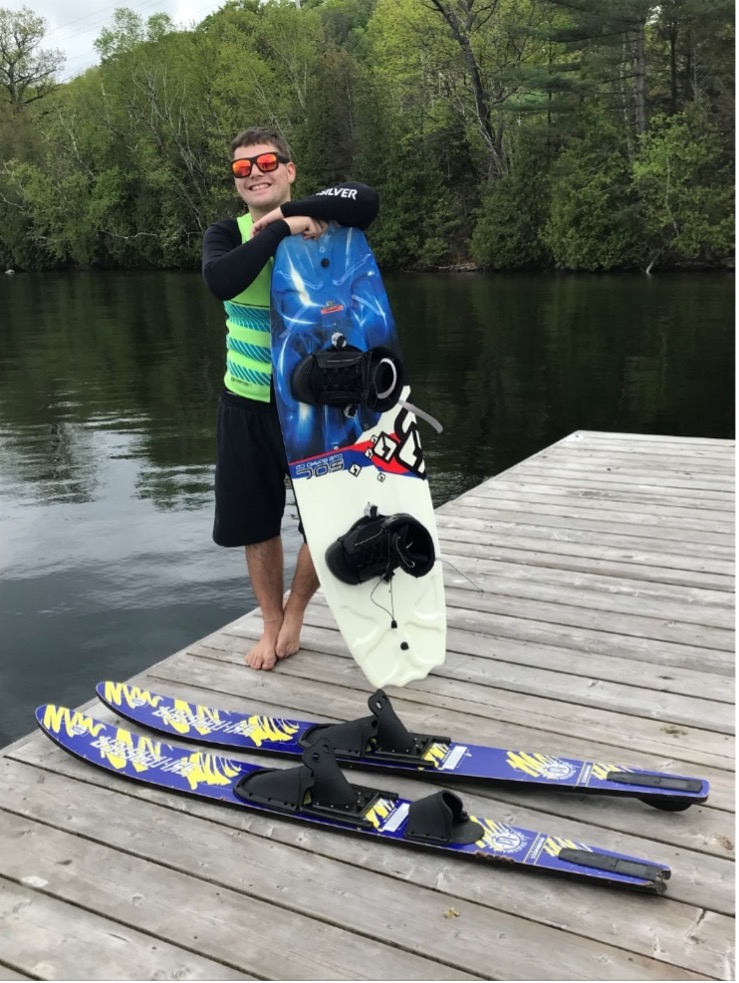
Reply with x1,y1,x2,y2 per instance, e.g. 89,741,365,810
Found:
272,224,397,463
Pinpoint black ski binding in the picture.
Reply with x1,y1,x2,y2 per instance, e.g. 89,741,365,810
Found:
404,790,483,846
325,506,436,585
300,689,451,769
291,333,405,415
234,739,397,829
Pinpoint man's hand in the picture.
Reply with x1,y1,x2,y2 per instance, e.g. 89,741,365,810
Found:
290,216,328,239
251,209,327,239
250,206,285,236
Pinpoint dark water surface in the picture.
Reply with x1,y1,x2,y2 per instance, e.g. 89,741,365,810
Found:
0,270,733,746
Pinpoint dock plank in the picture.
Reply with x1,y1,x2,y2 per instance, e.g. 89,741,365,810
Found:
0,877,250,981
436,514,734,565
1,430,734,981
440,546,735,611
436,533,735,592
304,602,733,700
477,471,734,506
0,807,471,982
464,480,733,521
446,505,734,550
458,494,734,537
222,619,736,743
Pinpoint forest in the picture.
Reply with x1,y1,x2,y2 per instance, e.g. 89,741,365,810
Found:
0,0,734,273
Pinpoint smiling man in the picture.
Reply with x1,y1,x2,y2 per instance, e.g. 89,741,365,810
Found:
201,126,379,673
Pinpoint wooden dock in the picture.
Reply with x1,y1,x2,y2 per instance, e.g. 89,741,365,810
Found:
0,430,734,981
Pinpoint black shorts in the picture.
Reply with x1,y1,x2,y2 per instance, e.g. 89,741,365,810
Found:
213,389,296,547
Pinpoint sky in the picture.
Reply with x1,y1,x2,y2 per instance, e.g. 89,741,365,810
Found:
4,0,226,79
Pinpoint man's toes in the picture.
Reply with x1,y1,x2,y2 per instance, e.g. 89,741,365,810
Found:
246,646,276,670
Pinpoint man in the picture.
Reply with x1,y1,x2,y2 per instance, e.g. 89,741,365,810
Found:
202,126,379,671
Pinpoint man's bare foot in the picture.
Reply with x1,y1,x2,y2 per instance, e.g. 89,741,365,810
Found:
246,620,282,670
275,607,304,661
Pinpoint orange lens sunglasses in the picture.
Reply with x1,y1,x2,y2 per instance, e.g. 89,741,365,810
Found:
231,153,289,179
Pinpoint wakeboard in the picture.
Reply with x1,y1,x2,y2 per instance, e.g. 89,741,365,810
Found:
270,224,445,689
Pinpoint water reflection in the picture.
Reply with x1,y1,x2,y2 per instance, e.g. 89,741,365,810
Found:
389,271,733,500
0,269,733,745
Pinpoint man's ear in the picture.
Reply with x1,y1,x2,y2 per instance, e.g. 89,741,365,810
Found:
286,161,297,185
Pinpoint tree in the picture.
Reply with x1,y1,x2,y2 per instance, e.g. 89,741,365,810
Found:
366,1,476,246
544,111,642,270
650,0,734,131
317,0,379,52
419,0,546,178
634,103,734,271
532,0,656,147
471,126,552,269
0,6,64,115
94,7,176,62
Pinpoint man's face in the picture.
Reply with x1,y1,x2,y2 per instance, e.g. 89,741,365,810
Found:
232,142,296,214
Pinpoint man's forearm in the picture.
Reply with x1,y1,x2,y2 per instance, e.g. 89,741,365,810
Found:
282,182,379,230
202,221,289,301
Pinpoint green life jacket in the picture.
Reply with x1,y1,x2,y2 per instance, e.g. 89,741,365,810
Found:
222,213,273,401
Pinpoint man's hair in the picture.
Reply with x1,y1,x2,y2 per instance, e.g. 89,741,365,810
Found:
231,126,292,159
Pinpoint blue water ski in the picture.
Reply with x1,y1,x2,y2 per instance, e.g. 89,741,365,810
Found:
37,704,671,894
96,682,709,811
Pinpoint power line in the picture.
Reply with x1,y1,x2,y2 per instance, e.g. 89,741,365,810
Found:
35,1,223,79
45,0,185,45
19,1,221,50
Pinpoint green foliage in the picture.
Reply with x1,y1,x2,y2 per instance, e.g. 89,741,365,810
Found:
471,129,553,269
0,5,64,113
0,0,733,272
634,103,735,267
317,0,378,52
369,134,456,269
544,115,643,270
0,171,53,270
94,8,177,61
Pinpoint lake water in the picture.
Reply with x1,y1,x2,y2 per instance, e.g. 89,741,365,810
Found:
0,270,733,746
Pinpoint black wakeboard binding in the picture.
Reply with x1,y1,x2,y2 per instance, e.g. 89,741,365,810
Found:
325,506,435,585
291,334,405,415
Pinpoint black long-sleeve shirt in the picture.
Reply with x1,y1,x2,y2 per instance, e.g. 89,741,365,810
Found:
202,181,379,302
